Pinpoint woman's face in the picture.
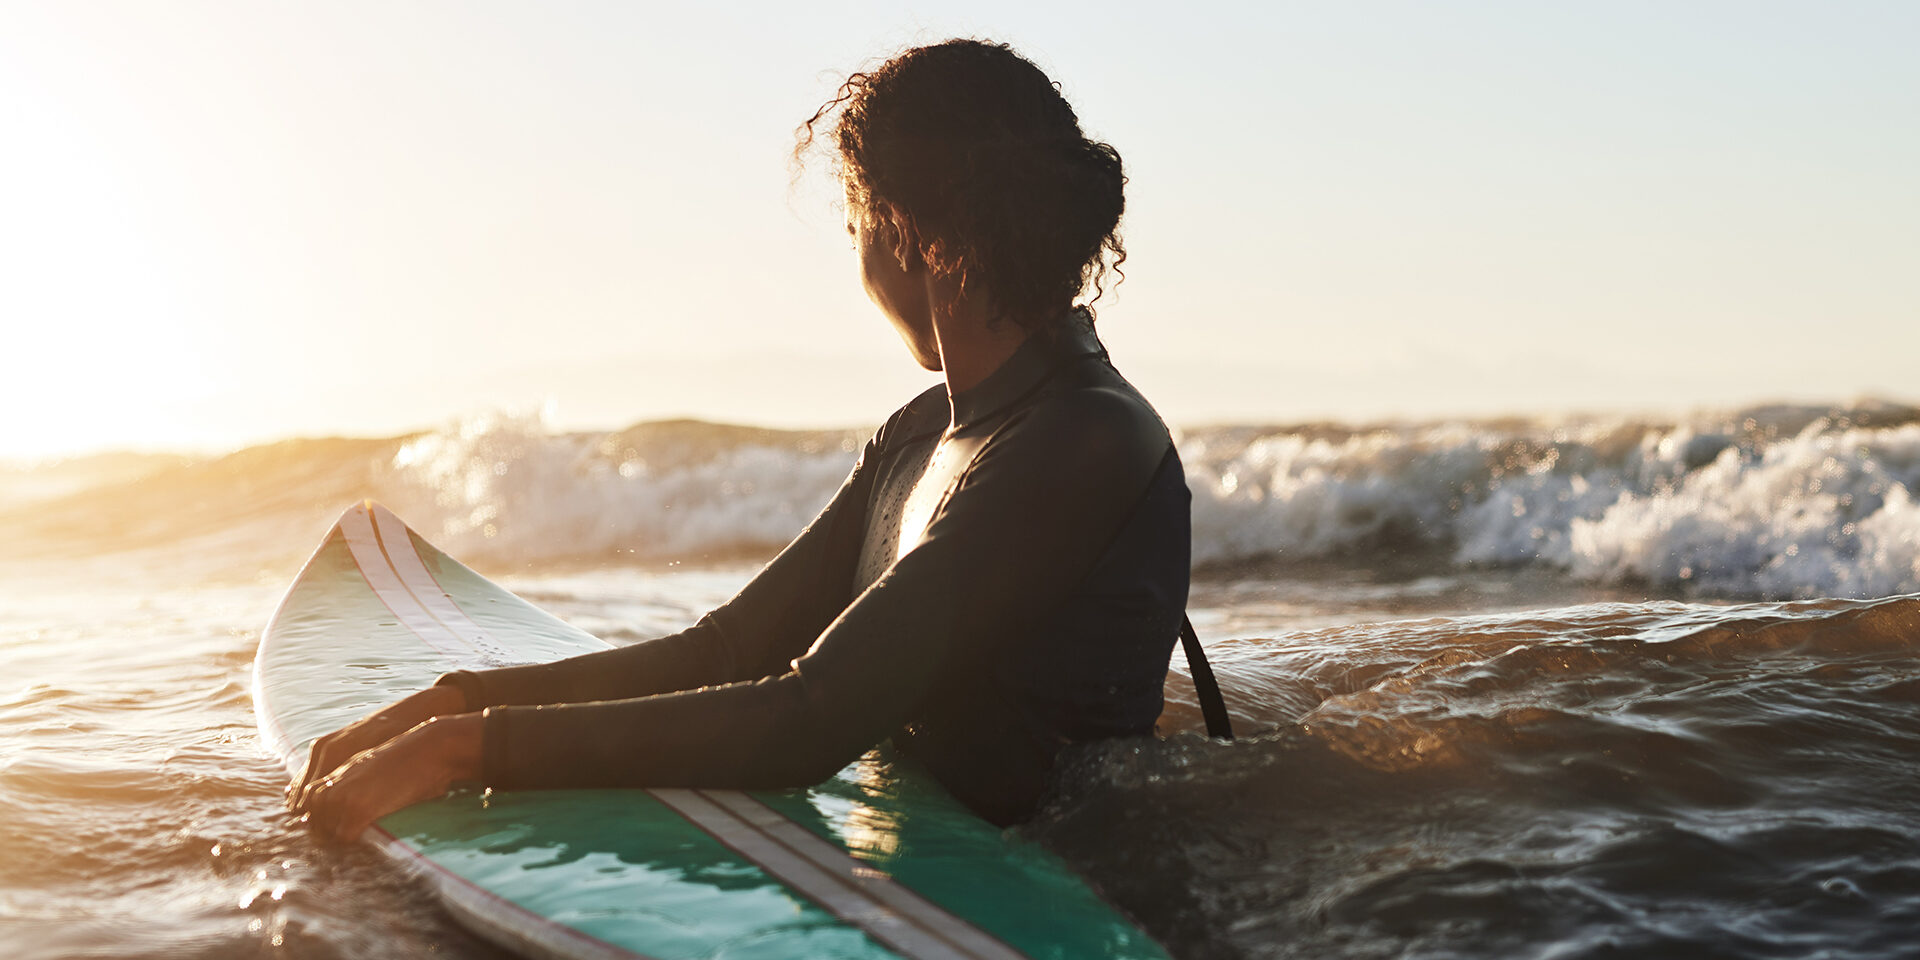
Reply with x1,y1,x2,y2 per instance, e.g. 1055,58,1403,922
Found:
851,202,940,372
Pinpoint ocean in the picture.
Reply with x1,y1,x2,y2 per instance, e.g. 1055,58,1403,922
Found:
2,400,1918,959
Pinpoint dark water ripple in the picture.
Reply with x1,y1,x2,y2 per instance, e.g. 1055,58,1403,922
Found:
4,570,1918,959
1042,595,1920,959
0,583,511,960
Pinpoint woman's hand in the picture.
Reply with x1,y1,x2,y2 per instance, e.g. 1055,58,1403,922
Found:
287,683,468,806
296,712,484,843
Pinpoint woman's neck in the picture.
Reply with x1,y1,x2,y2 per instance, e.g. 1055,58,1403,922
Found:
925,278,1040,397
935,317,1030,397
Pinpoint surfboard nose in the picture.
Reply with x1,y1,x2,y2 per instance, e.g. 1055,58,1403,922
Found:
331,500,376,531
335,500,419,536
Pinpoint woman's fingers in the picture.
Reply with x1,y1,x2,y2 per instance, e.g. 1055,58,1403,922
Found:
303,772,368,844
290,735,342,802
299,716,482,844
300,753,374,841
288,721,378,805
290,730,368,808
283,685,467,807
293,765,329,815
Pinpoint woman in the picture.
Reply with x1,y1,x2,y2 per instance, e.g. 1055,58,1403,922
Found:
293,38,1191,837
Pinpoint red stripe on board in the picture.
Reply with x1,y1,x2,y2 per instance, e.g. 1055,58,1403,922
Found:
340,502,473,665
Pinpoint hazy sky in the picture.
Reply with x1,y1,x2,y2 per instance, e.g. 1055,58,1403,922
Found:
3,1,1916,459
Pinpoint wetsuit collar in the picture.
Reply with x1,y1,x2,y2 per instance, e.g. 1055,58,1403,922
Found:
947,310,1106,429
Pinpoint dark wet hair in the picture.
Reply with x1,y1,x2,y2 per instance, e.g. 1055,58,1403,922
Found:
797,39,1126,329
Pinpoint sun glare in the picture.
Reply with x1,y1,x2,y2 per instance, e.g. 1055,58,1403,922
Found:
1,3,1914,461
1,17,216,461
0,141,209,461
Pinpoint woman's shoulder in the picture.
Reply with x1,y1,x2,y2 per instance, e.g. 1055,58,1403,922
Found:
1045,353,1172,438
868,383,949,454
1005,372,1173,479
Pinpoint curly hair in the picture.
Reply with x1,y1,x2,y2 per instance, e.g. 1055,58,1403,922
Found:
796,39,1126,330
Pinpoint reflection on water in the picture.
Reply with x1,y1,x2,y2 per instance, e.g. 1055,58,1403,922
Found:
1039,593,1920,959
824,757,905,867
753,751,1171,959
378,789,886,960
0,576,509,960
3,552,1918,959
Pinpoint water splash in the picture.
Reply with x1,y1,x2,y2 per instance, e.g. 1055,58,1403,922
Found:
6,400,1917,599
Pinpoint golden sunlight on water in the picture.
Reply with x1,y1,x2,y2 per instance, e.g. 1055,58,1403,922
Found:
838,760,905,866
5,501,1920,959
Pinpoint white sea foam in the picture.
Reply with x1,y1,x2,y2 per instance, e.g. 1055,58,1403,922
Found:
1182,407,1920,598
1565,422,1920,598
382,402,1920,598
378,411,861,565
1183,424,1495,565
11,401,1918,599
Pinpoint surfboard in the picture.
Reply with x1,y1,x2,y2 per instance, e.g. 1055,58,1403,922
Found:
254,501,1170,960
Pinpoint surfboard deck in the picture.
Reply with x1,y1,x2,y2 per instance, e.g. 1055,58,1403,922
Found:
254,501,1170,960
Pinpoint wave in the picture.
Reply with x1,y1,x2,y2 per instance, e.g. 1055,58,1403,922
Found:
1184,399,1920,599
377,412,866,566
1040,592,1920,958
6,400,1918,599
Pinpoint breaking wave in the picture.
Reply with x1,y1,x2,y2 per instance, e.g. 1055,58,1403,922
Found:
1183,399,1920,599
5,399,1918,599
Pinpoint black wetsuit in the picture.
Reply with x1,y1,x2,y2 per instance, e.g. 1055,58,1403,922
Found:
437,315,1190,825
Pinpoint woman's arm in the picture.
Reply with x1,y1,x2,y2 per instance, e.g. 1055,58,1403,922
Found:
291,433,878,804
287,683,470,804
471,390,1169,791
435,438,878,709
301,389,1170,838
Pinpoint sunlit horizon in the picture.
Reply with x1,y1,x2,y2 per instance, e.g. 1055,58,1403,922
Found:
5,2,1916,463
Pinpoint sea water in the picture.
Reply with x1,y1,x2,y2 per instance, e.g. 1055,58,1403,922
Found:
2,402,1918,959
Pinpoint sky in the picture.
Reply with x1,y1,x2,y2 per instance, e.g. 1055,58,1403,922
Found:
2,1,1916,460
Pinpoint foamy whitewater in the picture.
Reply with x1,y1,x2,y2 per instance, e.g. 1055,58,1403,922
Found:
2,401,1918,959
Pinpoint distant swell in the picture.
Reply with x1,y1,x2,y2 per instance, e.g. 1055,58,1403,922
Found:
5,400,1919,599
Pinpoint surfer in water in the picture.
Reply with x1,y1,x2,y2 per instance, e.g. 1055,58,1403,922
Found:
294,38,1192,839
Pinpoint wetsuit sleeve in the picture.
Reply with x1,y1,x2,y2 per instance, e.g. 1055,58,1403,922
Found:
475,388,1169,790
435,442,873,710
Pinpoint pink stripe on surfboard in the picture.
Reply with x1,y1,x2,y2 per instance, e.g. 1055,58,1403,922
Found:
369,504,518,665
339,502,478,667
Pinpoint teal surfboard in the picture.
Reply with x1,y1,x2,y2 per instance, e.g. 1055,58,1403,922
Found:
254,501,1170,960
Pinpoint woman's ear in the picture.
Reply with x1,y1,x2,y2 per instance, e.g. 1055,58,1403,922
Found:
878,202,923,273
